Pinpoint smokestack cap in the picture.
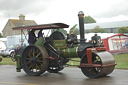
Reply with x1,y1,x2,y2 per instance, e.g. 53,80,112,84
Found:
78,11,84,17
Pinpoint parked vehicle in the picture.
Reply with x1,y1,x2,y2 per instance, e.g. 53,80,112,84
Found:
0,45,15,58
0,41,6,49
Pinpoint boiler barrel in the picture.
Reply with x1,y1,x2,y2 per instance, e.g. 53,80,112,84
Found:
62,47,79,58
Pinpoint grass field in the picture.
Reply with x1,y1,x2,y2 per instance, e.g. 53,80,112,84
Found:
0,53,128,69
0,56,15,65
114,53,128,69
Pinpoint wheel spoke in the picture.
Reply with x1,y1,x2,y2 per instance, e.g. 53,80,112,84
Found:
28,50,33,58
39,62,43,66
38,57,43,60
95,67,101,73
33,48,35,57
26,58,30,60
89,68,96,74
29,65,32,69
37,49,39,55
36,64,40,71
26,61,31,64
28,53,32,58
37,60,43,63
35,52,41,58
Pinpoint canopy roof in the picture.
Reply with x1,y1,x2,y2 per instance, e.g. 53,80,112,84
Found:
12,23,69,30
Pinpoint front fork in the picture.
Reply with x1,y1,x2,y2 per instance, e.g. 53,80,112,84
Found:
86,47,106,64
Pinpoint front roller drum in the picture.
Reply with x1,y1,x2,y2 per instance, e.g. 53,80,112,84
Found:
21,45,49,76
80,51,115,78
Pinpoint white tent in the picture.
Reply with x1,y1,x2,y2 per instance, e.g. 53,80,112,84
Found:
77,33,116,42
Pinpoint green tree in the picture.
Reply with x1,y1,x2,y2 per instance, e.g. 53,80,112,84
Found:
85,29,91,33
91,26,106,33
69,24,79,35
70,24,77,32
118,27,128,33
84,16,96,24
74,28,79,35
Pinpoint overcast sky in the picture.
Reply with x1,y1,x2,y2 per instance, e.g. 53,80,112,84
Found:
0,0,128,32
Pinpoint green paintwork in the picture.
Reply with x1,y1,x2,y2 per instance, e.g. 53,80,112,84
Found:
53,40,67,49
16,37,45,72
61,46,78,58
35,37,44,47
16,55,21,72
16,37,79,72
52,39,79,58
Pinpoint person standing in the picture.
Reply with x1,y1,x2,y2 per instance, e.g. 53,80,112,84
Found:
28,29,36,45
38,29,43,38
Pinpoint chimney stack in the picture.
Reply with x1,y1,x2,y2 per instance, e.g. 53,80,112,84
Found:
19,14,25,21
78,11,85,44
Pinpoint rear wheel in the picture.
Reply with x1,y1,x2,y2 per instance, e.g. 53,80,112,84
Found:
21,45,49,76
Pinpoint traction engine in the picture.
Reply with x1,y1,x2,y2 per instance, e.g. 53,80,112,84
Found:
12,11,116,78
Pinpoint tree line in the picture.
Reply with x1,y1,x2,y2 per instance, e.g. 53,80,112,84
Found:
69,16,106,35
69,16,128,35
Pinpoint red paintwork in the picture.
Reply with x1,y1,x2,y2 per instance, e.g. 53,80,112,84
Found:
12,23,69,30
78,63,116,68
107,33,128,38
102,38,109,51
109,49,128,54
48,57,56,60
102,33,128,54
86,47,106,64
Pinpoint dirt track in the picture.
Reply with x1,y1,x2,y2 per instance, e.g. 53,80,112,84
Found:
0,65,128,85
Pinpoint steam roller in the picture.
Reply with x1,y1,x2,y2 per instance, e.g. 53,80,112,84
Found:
12,11,116,78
